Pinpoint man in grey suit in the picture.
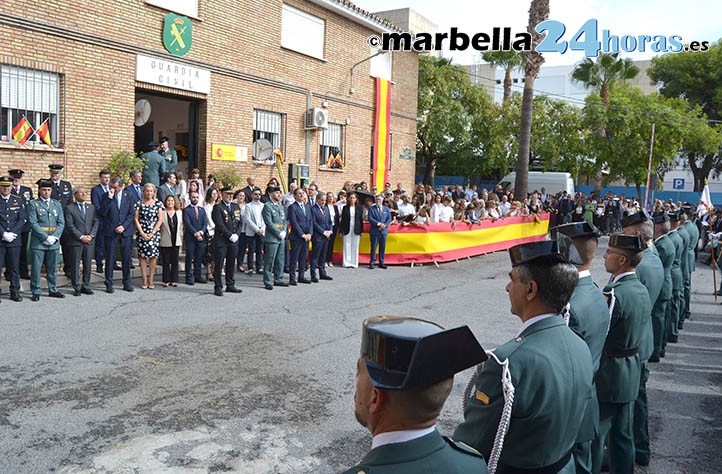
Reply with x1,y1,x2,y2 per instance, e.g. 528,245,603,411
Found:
157,172,177,204
64,187,99,296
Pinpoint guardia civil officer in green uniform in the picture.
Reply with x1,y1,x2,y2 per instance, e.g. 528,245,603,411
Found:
159,136,178,173
674,213,690,330
0,175,26,302
651,213,675,361
140,141,167,187
27,179,66,301
680,208,699,323
455,239,593,473
592,234,651,474
261,185,289,290
551,222,609,474
345,316,489,474
620,210,663,468
666,211,685,342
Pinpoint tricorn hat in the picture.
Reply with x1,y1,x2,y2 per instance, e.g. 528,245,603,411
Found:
620,209,652,228
509,238,583,267
653,213,669,224
360,316,487,391
36,179,53,188
609,234,645,252
550,221,601,240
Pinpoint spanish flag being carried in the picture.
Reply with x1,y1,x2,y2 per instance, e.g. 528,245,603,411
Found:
35,118,52,146
12,115,34,144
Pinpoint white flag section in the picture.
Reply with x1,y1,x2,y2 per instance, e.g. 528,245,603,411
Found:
699,184,714,216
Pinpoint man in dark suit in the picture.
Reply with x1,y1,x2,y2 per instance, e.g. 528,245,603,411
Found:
242,176,256,203
310,192,333,283
90,169,111,272
183,190,207,285
8,169,32,280
48,164,73,277
211,186,243,296
98,177,136,293
287,187,313,285
127,170,144,203
368,194,392,269
64,187,99,296
0,175,26,302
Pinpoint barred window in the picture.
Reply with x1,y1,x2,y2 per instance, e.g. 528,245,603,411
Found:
253,109,285,162
1,65,60,145
319,123,344,168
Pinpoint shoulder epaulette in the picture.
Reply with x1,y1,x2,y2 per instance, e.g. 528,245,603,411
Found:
444,436,485,458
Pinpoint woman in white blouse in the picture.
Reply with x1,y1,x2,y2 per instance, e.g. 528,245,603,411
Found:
430,194,444,223
203,187,218,281
339,192,363,268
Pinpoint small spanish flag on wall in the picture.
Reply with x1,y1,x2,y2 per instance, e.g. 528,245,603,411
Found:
373,78,391,192
12,115,34,144
35,118,52,146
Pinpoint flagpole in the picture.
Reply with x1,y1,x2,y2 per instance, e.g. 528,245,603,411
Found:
644,123,655,209
712,244,718,302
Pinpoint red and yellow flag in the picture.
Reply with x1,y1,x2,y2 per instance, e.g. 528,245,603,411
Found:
373,78,391,192
36,119,52,146
12,116,34,144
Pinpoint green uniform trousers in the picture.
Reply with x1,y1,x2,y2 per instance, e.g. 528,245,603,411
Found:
263,241,285,287
593,401,634,474
31,247,59,295
666,274,683,341
651,298,669,359
633,362,650,465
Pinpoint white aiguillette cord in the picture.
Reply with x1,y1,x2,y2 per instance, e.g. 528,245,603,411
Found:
463,350,515,474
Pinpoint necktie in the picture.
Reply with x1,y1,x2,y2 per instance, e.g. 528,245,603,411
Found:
301,203,306,216
135,185,141,199
80,203,86,217
117,194,121,210
194,206,199,220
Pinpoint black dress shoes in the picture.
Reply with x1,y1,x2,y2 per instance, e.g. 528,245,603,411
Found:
105,285,114,294
311,276,319,283
264,284,273,290
123,284,134,292
195,277,207,284
368,264,375,269
320,275,333,281
81,287,94,295
10,293,23,302
226,287,242,293
298,278,311,284
31,294,40,301
186,280,195,286
48,291,65,298
214,289,224,296
379,264,388,269
73,289,81,296
667,335,678,343
274,281,289,287
289,280,297,286
113,264,122,271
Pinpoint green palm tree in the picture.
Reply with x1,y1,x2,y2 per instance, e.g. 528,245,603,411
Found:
571,52,640,108
515,0,549,199
482,50,525,103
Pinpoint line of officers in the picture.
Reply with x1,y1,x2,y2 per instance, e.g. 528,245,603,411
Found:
0,165,340,300
343,207,699,474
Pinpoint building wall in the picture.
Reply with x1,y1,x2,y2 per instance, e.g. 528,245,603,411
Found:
0,0,418,192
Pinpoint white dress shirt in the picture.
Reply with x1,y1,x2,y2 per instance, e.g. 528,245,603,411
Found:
371,426,436,450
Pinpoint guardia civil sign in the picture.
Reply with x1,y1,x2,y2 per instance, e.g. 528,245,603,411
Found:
163,13,192,57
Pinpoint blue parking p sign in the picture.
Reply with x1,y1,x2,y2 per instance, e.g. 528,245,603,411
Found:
673,178,685,190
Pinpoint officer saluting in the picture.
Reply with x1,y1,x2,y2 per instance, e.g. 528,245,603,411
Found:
0,175,26,302
8,169,32,279
551,222,609,474
592,234,651,474
27,179,66,301
455,239,593,473
345,315,489,474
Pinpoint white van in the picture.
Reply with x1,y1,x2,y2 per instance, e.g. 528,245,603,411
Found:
498,171,575,195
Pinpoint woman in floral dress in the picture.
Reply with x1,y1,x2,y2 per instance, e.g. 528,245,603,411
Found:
134,184,164,289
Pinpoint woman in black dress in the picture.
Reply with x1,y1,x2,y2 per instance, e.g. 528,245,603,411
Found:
134,184,164,289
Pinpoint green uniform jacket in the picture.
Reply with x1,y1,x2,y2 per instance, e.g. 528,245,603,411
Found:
676,226,690,278
141,151,167,187
343,430,488,474
636,248,663,361
455,315,593,470
654,234,675,302
161,148,178,173
667,231,684,287
27,198,65,250
683,221,699,272
262,200,286,243
596,274,650,403
569,273,610,442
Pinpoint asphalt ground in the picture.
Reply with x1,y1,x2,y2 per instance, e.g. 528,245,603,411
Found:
0,237,720,473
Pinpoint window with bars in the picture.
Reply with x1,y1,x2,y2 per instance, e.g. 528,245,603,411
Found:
319,123,344,168
253,109,284,161
1,65,60,145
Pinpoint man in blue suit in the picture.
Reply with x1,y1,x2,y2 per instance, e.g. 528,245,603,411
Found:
183,190,207,285
98,177,136,293
310,192,333,283
287,188,313,285
368,193,392,269
90,169,111,272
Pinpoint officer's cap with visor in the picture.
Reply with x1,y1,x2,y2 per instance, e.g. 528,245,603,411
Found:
48,164,64,172
508,235,584,267
7,169,24,179
549,221,601,240
608,234,646,252
0,176,13,187
360,316,487,391
620,209,652,228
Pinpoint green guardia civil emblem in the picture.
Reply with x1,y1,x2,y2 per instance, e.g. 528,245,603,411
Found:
163,13,192,57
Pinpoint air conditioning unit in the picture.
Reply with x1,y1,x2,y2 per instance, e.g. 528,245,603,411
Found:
305,107,328,130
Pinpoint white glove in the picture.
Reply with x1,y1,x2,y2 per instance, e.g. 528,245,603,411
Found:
45,235,58,245
279,231,287,240
229,233,239,243
2,232,16,242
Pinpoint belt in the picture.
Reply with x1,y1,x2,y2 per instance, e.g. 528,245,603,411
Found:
40,227,57,232
603,347,639,358
497,451,571,474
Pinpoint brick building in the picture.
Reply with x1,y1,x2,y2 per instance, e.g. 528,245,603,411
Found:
0,0,418,193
